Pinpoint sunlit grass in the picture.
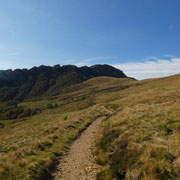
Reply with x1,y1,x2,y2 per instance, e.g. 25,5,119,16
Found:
1,74,180,179
0,76,130,179
96,74,180,179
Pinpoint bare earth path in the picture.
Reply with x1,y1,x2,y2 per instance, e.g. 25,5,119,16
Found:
54,116,104,180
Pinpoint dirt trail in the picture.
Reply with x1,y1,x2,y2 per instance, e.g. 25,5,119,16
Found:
54,116,104,180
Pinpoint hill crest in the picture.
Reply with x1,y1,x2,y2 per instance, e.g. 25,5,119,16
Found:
0,64,128,102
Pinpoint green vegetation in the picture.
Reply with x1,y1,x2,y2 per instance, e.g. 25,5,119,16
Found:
46,103,59,109
0,101,60,124
0,102,41,121
1,74,180,180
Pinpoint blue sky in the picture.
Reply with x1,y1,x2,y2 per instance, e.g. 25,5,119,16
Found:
0,0,180,79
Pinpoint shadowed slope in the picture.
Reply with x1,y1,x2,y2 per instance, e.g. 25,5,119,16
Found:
0,64,127,102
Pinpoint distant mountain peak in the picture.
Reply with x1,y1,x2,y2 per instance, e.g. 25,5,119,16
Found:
0,64,128,102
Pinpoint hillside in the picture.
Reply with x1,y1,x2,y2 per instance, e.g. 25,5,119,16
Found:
95,75,180,179
0,73,180,179
0,64,127,102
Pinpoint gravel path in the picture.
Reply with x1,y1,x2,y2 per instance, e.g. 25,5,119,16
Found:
54,117,104,180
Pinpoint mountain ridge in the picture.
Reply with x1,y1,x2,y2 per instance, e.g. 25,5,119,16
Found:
0,64,128,102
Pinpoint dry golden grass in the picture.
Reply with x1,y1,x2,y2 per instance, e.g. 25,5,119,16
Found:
96,74,180,180
0,76,131,179
0,104,109,179
1,74,180,179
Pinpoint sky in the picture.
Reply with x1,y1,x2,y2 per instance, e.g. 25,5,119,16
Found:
0,0,180,79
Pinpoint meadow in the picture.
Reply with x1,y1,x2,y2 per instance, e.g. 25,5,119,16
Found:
0,75,180,179
0,76,131,180
95,75,180,179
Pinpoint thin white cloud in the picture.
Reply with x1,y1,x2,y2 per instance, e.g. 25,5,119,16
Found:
75,56,117,66
163,54,175,58
113,58,180,80
143,56,160,61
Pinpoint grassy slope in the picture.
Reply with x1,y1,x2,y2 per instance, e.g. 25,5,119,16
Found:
0,77,132,180
1,74,180,180
95,75,180,180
